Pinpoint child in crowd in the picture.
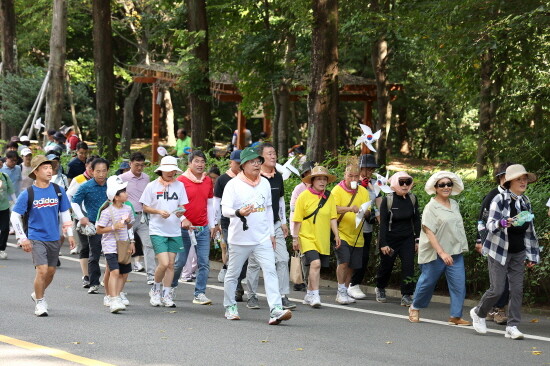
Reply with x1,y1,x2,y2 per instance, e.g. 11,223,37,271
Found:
96,176,135,313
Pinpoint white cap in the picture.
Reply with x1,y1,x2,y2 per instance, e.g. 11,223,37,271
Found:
20,135,30,142
20,148,32,156
106,175,128,201
154,156,182,174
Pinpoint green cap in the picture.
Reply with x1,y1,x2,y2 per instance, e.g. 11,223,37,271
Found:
239,147,264,166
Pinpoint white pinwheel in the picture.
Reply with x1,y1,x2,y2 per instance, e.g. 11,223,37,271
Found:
373,172,392,195
355,201,372,228
157,146,168,157
276,156,300,181
355,124,381,152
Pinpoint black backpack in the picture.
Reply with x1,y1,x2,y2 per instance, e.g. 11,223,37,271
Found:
22,183,63,235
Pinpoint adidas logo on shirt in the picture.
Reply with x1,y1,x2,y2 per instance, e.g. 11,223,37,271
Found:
33,197,59,209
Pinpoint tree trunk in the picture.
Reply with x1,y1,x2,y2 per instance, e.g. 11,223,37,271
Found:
92,0,116,160
307,0,339,163
476,50,493,178
371,36,391,168
186,0,212,150
121,82,142,156
0,0,17,140
164,89,176,146
44,0,67,133
395,103,410,155
271,87,279,149
277,84,289,158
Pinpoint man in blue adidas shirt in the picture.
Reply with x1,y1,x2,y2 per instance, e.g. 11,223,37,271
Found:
11,155,74,317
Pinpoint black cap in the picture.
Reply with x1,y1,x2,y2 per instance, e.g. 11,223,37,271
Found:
300,161,316,178
359,154,379,168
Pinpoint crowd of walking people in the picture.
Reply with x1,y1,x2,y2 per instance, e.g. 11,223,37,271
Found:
0,131,545,337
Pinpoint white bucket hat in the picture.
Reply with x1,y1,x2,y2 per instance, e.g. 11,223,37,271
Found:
106,175,128,201
425,171,464,195
154,156,182,174
504,164,536,184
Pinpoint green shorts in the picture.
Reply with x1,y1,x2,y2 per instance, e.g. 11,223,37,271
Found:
150,235,184,254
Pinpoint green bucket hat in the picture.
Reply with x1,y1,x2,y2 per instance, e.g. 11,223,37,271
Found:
239,147,264,166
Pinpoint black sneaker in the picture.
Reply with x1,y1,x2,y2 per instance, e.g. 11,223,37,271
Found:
235,290,244,302
293,283,307,292
375,287,387,303
57,259,61,267
281,295,296,310
82,276,90,288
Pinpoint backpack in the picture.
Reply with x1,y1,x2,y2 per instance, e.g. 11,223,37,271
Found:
386,192,417,233
22,183,63,235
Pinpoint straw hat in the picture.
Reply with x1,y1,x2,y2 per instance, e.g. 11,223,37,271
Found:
504,164,536,184
28,155,59,180
301,166,336,184
424,171,464,195
154,156,182,174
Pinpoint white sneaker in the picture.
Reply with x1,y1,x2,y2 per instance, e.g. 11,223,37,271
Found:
133,262,144,272
346,293,356,304
31,292,48,309
103,295,111,307
347,285,367,299
218,268,227,283
310,294,321,308
162,294,176,308
505,326,524,340
336,289,351,305
69,247,78,255
35,301,48,317
0,250,7,259
119,292,129,306
110,297,126,313
303,293,313,305
149,288,162,307
470,308,487,334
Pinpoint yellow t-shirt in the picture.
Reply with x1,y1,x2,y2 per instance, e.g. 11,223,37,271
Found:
331,184,370,248
293,190,337,255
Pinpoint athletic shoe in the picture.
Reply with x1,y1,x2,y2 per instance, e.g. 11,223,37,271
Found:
346,293,356,304
336,289,351,305
119,292,129,306
448,317,471,326
169,287,177,301
225,304,240,320
0,250,8,260
493,307,508,325
375,287,387,303
110,297,126,313
193,293,212,305
304,294,321,308
269,305,292,325
235,286,244,302
347,285,367,299
34,301,48,317
149,288,162,307
303,293,313,306
69,247,79,255
281,295,296,310
505,326,524,340
88,285,99,294
247,295,260,309
30,292,48,309
57,259,61,267
103,295,111,307
146,277,154,285
217,268,226,283
82,276,90,288
294,283,307,292
470,308,487,334
162,294,176,308
401,295,413,307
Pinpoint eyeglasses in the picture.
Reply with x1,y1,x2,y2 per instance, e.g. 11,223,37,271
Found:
249,159,263,166
436,181,454,188
398,179,413,186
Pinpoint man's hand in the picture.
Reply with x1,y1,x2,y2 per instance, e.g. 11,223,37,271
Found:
79,217,89,226
475,243,483,254
526,261,536,269
181,218,192,229
68,236,76,250
281,224,289,238
239,204,255,217
20,239,32,253
210,226,217,239
349,205,359,213
334,236,341,249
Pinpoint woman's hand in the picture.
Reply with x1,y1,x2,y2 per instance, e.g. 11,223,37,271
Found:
380,246,392,256
159,210,170,219
334,236,341,249
292,237,300,251
439,251,454,266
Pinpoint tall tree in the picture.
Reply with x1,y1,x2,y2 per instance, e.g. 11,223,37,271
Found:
0,0,17,140
92,0,116,160
186,0,212,149
44,0,67,134
307,0,339,163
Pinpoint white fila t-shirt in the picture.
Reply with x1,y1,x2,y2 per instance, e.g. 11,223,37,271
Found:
139,178,189,237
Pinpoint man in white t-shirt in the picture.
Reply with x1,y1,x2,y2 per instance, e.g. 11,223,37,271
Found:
140,156,189,308
221,147,292,325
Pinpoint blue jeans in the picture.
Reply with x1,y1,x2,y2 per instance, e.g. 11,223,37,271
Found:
412,254,466,318
172,227,210,296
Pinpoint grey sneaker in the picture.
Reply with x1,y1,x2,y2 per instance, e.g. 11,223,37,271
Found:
88,285,100,294
247,295,260,309
281,295,296,310
193,293,212,305
401,294,413,307
375,287,386,303
269,305,292,325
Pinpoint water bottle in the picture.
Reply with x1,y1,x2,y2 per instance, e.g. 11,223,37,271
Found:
214,231,221,249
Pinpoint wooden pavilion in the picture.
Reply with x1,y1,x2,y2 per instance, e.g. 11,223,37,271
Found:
130,63,402,162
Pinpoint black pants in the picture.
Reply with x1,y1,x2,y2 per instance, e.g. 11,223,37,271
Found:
78,232,102,286
375,236,415,295
495,277,510,308
350,232,373,286
0,208,9,251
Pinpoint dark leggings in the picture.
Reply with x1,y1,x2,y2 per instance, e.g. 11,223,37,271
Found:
375,236,416,296
350,232,373,286
0,208,9,251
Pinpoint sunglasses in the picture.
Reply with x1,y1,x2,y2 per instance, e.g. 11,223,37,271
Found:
436,181,454,188
398,179,413,186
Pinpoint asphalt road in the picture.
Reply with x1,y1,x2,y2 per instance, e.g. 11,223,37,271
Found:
1,240,549,366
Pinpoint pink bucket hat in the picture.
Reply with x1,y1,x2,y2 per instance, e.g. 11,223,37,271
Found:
389,171,414,192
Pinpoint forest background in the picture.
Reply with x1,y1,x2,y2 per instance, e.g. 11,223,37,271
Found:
0,0,549,303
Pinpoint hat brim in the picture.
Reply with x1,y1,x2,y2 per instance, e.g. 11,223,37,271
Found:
302,173,336,185
425,171,464,195
504,172,537,184
29,160,59,180
155,166,183,174
108,181,129,200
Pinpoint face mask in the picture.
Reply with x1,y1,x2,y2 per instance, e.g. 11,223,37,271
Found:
350,181,358,190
